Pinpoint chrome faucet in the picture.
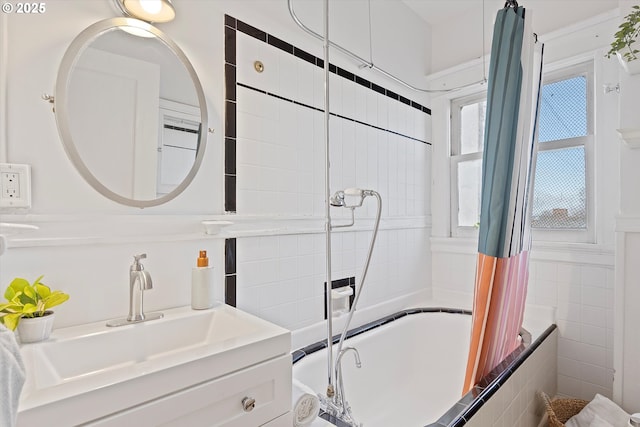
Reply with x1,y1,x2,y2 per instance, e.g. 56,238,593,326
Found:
127,254,153,321
106,254,163,327
320,346,362,427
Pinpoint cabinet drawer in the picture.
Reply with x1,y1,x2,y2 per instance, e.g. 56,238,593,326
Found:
89,354,292,427
261,411,292,426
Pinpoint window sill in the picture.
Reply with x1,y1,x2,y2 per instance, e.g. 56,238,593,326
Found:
430,236,614,266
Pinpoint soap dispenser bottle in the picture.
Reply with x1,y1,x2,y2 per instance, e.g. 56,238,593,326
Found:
191,250,214,310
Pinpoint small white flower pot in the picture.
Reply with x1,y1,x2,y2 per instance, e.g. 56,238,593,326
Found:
17,311,55,343
617,52,640,75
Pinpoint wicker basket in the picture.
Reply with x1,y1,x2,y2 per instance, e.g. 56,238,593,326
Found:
539,392,589,427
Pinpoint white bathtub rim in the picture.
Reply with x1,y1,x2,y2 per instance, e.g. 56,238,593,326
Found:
291,307,558,427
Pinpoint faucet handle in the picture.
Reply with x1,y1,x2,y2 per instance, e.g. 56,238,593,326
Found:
133,253,147,262
132,253,147,270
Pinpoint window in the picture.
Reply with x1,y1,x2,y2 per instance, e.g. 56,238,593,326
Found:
450,62,594,241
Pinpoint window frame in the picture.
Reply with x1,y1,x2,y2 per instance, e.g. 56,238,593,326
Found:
449,61,595,243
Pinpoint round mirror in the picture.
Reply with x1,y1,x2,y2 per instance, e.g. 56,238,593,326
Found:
54,17,208,208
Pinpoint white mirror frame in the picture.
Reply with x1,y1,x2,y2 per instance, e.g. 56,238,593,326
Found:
54,17,208,208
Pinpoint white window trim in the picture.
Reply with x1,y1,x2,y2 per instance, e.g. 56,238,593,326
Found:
449,60,595,243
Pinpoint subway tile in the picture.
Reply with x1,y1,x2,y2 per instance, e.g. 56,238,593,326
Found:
536,261,559,282
293,46,315,65
581,266,607,288
237,19,267,41
558,356,582,379
225,63,236,101
556,319,581,341
259,279,299,308
557,283,581,304
225,138,236,175
225,25,236,65
225,238,236,274
578,362,613,389
237,236,275,263
225,100,236,138
579,381,613,400
581,305,606,327
556,263,582,285
580,324,606,347
582,286,608,308
225,275,237,307
558,374,582,397
558,337,582,359
556,302,581,322
238,259,278,287
224,14,236,28
224,175,236,212
267,34,293,54
576,342,607,366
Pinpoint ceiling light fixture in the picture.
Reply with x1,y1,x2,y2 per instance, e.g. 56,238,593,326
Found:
113,0,175,23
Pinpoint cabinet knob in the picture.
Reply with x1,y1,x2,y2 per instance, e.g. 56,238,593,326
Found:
242,397,256,412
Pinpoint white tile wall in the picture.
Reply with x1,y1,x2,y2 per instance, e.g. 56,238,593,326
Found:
236,228,431,332
235,32,431,219
463,329,557,427
232,26,433,337
432,248,614,401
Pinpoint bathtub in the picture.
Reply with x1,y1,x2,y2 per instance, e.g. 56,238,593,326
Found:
292,308,557,427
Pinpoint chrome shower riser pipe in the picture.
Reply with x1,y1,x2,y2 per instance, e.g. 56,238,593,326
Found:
322,0,335,399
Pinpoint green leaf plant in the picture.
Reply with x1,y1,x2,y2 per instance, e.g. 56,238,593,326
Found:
607,5,640,62
0,276,69,331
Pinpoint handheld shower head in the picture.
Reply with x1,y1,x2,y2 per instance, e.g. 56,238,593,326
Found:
331,188,378,208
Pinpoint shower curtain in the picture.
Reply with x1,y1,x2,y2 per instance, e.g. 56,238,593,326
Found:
462,3,543,394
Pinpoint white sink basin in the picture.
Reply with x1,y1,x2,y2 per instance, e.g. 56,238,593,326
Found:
18,304,290,426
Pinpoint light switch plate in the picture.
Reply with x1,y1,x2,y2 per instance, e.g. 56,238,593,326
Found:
0,163,31,208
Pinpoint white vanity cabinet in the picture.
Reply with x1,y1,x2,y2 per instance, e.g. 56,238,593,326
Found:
17,305,292,427
88,354,292,426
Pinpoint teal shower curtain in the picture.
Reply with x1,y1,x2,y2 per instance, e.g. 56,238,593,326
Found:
463,2,544,393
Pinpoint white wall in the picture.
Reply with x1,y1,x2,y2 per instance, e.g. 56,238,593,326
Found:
0,0,433,346
429,0,618,74
614,0,640,413
428,9,623,402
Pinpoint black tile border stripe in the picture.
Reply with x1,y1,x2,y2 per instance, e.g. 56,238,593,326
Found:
231,16,432,115
291,308,557,427
237,83,431,145
224,238,237,307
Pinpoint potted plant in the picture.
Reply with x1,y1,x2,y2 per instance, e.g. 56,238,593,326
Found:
0,275,69,343
607,5,640,75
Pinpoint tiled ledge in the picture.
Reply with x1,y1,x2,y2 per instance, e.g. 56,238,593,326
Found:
1,214,431,248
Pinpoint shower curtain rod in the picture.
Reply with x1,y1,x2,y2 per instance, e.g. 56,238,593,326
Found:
287,0,486,94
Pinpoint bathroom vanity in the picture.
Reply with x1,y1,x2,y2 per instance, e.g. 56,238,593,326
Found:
16,304,292,426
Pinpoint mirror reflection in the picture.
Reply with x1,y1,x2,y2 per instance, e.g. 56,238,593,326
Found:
55,19,207,207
